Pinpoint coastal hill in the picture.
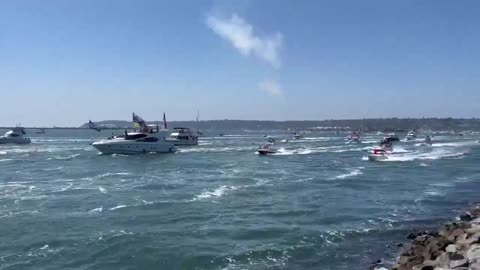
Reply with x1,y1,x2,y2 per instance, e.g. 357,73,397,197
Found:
79,118,480,131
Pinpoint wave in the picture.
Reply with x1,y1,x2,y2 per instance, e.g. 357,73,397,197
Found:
42,166,64,171
96,172,131,178
89,207,103,213
109,205,127,211
179,146,254,153
193,185,238,200
333,167,364,179
372,148,465,162
47,153,81,161
0,158,14,162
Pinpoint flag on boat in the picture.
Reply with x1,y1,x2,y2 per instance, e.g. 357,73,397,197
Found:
132,113,146,129
88,120,101,132
163,112,167,129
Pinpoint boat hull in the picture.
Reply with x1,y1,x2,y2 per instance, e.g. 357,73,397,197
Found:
0,137,31,144
92,141,176,155
258,149,277,155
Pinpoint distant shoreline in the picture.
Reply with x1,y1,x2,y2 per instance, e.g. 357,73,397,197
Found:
1,117,480,131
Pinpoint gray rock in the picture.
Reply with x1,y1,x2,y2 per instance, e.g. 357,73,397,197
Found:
470,261,480,270
435,253,450,268
445,244,457,253
448,253,468,268
466,244,480,262
447,228,465,242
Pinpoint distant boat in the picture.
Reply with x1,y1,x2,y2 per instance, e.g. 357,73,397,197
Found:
165,127,198,146
35,128,46,134
405,131,416,141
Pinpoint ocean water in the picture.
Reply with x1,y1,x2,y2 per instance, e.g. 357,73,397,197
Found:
1,129,479,270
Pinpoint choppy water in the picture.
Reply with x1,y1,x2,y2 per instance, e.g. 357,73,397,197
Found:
1,129,479,270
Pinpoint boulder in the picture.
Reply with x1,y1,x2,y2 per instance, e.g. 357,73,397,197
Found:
398,255,410,265
408,233,417,239
465,224,480,234
448,253,468,268
466,244,480,262
445,244,457,253
447,228,465,242
434,253,450,268
405,256,424,269
470,261,480,270
460,212,474,221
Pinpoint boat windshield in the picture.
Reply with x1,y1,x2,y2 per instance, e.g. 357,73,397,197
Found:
137,137,159,142
125,134,148,140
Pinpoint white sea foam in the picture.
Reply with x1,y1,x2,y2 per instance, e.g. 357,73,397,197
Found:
0,158,14,162
179,146,254,153
109,205,127,211
333,167,364,179
96,172,131,178
369,147,466,162
194,185,238,200
89,207,103,213
98,187,107,193
43,166,64,171
47,153,81,161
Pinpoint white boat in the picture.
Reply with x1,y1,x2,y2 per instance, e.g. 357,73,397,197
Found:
0,127,31,144
405,131,416,140
258,143,279,155
92,114,176,155
35,128,46,134
292,132,303,140
92,130,176,155
165,127,198,146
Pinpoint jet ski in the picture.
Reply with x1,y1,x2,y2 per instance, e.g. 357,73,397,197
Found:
425,135,433,146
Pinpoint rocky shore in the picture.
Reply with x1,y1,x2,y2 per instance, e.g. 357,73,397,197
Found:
385,206,480,270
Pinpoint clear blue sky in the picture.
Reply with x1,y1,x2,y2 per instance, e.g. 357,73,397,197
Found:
1,0,479,126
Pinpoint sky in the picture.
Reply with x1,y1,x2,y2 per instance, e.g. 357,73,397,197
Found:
0,0,479,126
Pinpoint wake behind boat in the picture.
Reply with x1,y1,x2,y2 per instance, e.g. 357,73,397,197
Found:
0,127,31,144
92,113,176,155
